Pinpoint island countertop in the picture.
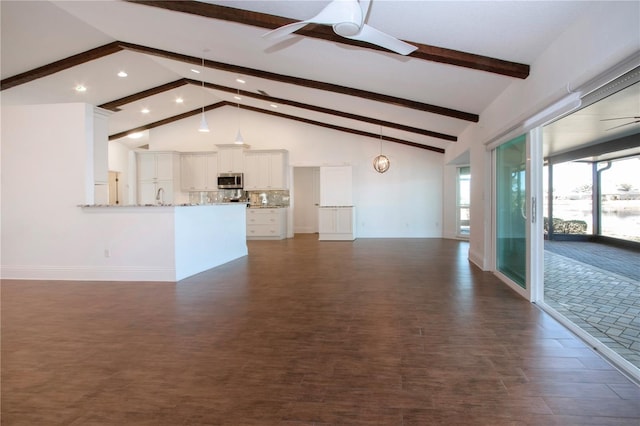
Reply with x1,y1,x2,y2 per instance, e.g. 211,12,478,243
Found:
78,203,242,208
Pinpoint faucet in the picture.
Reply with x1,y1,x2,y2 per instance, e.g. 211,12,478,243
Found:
155,187,165,205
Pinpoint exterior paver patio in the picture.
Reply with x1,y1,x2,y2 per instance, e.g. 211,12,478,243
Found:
544,244,640,370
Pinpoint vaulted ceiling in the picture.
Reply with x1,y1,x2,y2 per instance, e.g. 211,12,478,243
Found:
0,1,619,153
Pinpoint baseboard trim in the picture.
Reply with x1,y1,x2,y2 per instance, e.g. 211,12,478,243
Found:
0,265,176,282
468,247,487,270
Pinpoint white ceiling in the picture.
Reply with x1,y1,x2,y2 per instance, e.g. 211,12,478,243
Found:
1,0,638,155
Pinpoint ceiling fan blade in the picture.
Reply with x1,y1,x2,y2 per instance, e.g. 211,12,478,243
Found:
263,0,359,40
345,24,417,55
600,116,640,121
605,120,640,131
263,21,310,41
359,0,372,20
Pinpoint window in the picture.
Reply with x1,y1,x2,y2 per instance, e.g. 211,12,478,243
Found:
599,156,640,242
457,166,470,238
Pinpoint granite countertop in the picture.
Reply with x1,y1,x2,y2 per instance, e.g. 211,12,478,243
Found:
79,203,243,208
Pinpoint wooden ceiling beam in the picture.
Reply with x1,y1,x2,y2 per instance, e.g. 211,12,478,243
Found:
127,0,529,79
108,102,226,140
2,39,478,122
186,79,457,141
99,79,190,111
0,42,124,91
234,102,445,153
97,77,457,141
119,41,478,122
109,100,445,153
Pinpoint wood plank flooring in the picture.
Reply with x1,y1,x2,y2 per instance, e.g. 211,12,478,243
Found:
2,237,639,425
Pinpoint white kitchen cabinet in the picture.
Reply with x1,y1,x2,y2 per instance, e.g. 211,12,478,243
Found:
244,150,288,190
136,152,180,204
320,166,352,206
318,207,355,240
139,180,175,205
181,152,217,191
217,144,247,173
246,208,287,240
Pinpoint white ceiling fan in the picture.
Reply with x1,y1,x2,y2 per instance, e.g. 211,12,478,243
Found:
263,0,418,56
601,116,640,131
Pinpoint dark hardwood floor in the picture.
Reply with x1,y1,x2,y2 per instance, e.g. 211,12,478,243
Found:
2,237,639,425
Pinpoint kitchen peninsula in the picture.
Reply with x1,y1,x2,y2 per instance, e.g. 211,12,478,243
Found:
80,203,247,281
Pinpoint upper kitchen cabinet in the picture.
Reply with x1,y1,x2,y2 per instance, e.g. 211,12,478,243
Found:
244,150,289,190
181,152,217,192
216,144,248,173
136,152,181,205
320,166,353,206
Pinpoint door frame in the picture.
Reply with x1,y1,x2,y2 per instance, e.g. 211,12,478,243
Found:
485,95,580,302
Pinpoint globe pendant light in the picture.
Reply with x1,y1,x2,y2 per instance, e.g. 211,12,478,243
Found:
198,57,210,133
373,127,390,173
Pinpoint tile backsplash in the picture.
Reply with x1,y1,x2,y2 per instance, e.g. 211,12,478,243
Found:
188,190,290,207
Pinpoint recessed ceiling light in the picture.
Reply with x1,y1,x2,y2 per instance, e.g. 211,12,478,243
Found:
75,85,87,92
191,69,200,74
117,71,128,78
128,132,144,139
141,108,150,114
176,98,184,104
270,104,278,108
234,95,242,101
236,78,246,84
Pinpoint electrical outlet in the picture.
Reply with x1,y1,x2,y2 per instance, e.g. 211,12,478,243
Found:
104,249,111,258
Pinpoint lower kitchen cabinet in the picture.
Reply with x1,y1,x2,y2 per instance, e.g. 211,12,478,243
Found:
246,208,287,240
318,206,355,240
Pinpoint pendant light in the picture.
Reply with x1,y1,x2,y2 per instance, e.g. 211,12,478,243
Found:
198,57,210,133
234,89,244,144
373,127,390,173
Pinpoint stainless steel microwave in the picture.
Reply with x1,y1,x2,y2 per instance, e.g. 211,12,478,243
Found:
217,173,243,189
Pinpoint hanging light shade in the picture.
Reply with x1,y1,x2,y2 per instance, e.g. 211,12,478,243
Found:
234,89,244,144
198,110,209,132
197,56,210,133
373,126,390,173
234,129,244,144
373,154,390,173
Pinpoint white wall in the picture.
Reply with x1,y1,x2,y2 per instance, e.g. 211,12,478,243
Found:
443,1,640,269
442,164,459,240
144,105,445,238
2,104,91,273
1,104,248,281
0,104,159,279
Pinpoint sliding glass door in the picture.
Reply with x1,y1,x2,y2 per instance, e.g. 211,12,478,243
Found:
496,135,528,289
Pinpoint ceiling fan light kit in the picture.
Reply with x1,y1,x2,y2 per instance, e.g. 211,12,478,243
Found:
263,0,417,56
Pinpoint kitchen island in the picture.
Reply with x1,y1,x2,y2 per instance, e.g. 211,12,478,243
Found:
80,203,247,281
